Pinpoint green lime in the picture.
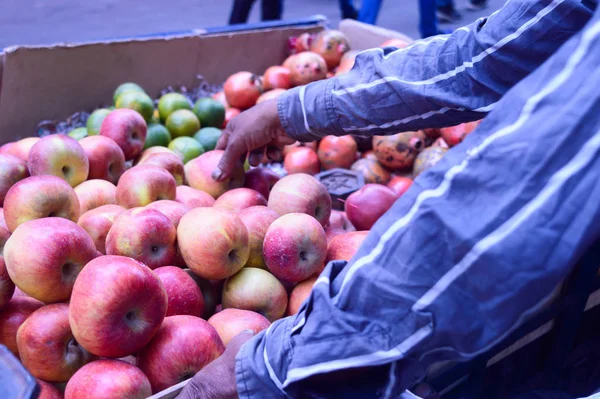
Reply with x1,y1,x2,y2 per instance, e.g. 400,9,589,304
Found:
166,109,201,138
113,82,145,104
193,98,226,128
158,93,192,122
193,127,222,152
86,108,111,135
116,91,155,123
68,127,88,141
168,137,205,164
145,124,172,149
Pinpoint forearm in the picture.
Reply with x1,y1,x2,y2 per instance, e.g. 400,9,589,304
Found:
278,0,594,141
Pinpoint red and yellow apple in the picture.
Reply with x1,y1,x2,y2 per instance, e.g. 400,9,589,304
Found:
79,135,126,184
137,146,177,164
74,179,117,214
387,176,413,198
177,207,249,279
263,213,327,283
243,167,280,200
106,207,177,269
284,146,320,175
64,359,152,399
222,267,287,322
3,175,80,232
214,187,267,213
77,204,126,254
345,184,397,230
286,276,317,316
116,165,177,208
17,303,95,382
184,150,244,198
0,296,44,356
208,308,270,345
268,173,331,226
137,315,225,392
175,185,215,208
153,266,205,317
326,230,369,265
146,200,190,228
100,108,147,160
28,134,89,187
4,217,98,303
0,137,40,162
0,154,29,206
317,135,357,170
238,205,279,269
69,255,168,358
139,152,185,186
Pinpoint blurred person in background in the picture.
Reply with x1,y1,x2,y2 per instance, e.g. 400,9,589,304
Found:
229,0,283,25
437,0,488,23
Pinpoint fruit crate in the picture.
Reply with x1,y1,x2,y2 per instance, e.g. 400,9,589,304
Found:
424,239,600,399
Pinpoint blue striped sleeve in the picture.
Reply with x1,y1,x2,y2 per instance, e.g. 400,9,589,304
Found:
277,0,595,142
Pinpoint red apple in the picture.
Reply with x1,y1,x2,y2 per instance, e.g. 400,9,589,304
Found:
0,296,44,356
214,187,267,213
263,65,292,90
28,134,89,187
440,121,480,147
243,167,280,200
175,185,215,208
208,308,270,345
184,150,245,198
139,152,185,186
238,206,279,269
79,135,126,184
345,184,397,231
146,200,190,228
263,213,327,283
74,179,117,214
154,266,205,317
106,207,177,269
0,257,14,310
388,176,413,197
317,135,358,170
0,137,40,162
268,173,331,226
100,108,147,160
4,218,97,303
137,146,177,164
137,315,225,392
324,226,346,244
212,91,229,108
0,154,29,206
286,276,317,316
64,359,152,399
36,379,63,399
0,207,7,230
17,303,95,382
78,204,126,254
327,210,355,231
284,146,320,175
222,108,241,129
222,267,287,321
116,165,176,208
177,207,249,280
3,175,80,232
69,255,168,358
326,231,368,264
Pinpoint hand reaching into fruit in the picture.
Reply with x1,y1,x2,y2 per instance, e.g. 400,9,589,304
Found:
175,330,255,399
213,100,295,182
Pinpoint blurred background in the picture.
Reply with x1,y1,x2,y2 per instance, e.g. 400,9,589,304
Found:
0,0,503,49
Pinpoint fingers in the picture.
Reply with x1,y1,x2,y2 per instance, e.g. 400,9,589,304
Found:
266,145,283,162
175,377,205,399
226,330,255,353
215,129,230,151
213,138,246,182
248,147,265,167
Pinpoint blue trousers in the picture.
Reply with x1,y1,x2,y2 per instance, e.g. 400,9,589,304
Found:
346,0,440,38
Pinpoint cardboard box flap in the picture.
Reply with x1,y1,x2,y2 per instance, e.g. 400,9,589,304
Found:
339,19,414,51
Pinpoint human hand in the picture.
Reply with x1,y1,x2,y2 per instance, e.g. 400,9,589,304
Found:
175,331,255,399
212,99,295,181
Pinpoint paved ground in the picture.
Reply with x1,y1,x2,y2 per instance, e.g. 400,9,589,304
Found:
0,0,504,49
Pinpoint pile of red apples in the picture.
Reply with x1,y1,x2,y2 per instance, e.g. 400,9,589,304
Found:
0,109,375,399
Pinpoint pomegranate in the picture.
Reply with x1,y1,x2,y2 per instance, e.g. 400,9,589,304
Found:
350,158,391,184
288,32,315,55
283,147,320,175
440,121,480,147
380,38,410,49
387,176,413,198
282,141,318,157
345,184,397,231
413,147,448,178
335,50,360,76
373,131,426,170
317,135,357,170
283,52,328,86
256,89,286,104
310,30,350,70
222,107,241,129
263,66,291,90
432,137,449,148
223,71,263,110
212,91,229,108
